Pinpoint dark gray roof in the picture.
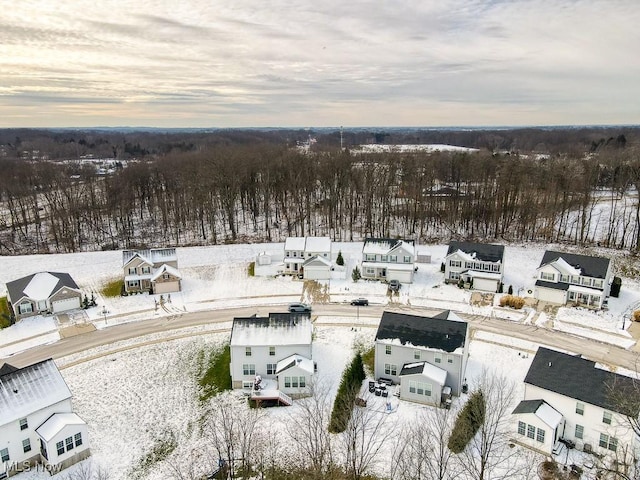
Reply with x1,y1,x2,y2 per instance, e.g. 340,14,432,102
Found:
399,362,425,376
375,311,467,352
534,279,569,291
0,363,18,376
232,312,310,328
446,241,505,263
363,237,415,248
512,399,545,415
6,272,79,302
538,250,610,279
524,347,639,415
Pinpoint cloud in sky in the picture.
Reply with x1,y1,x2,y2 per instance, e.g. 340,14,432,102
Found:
0,0,639,128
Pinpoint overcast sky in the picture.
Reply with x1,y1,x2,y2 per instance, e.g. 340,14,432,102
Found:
1,1,639,128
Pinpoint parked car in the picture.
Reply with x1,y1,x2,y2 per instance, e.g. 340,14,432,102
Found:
388,279,401,291
288,302,312,313
350,298,369,306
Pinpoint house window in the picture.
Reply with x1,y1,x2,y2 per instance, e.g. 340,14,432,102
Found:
284,377,291,388
384,364,397,376
449,272,460,280
127,280,140,288
56,441,65,456
245,347,252,356
242,381,253,389
575,424,584,439
74,433,83,447
560,274,569,282
141,266,151,274
286,251,290,257
603,411,612,425
575,402,584,415
269,346,276,356
65,436,74,452
291,377,299,388
128,267,136,274
450,260,462,268
242,364,255,375
403,256,411,263
414,350,421,360
536,428,545,443
409,381,431,396
447,355,454,364
267,363,277,375
434,353,442,364
518,421,526,436
19,417,28,430
381,255,388,262
23,438,31,453
599,433,618,452
385,345,391,355
365,254,376,262
409,381,416,393
19,303,33,314
0,448,9,462
163,273,170,280
365,268,375,275
527,425,535,439
299,376,306,388
593,279,603,288
540,272,554,281
581,277,592,286
390,255,397,262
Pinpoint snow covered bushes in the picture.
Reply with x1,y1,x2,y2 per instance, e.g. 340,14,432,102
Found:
499,295,525,309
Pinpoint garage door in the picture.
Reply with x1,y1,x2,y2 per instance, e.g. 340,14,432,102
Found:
387,270,413,284
154,281,180,294
474,278,499,293
52,297,81,313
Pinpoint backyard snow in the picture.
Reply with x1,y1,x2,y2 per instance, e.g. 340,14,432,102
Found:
1,241,640,479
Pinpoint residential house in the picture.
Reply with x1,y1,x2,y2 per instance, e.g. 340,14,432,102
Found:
283,237,332,280
374,310,470,406
361,238,416,284
512,347,639,461
6,272,82,320
533,251,612,309
122,248,182,294
229,313,314,404
0,359,90,478
444,241,505,293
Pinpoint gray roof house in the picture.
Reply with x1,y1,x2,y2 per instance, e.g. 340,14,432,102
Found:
444,241,505,292
374,310,470,406
533,251,613,309
6,272,82,320
513,347,639,458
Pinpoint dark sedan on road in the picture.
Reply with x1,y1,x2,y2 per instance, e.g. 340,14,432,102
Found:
350,298,369,306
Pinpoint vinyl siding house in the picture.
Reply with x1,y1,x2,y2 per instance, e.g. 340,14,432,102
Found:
512,347,639,462
6,272,82,320
283,237,332,280
229,313,314,405
533,251,612,309
444,241,505,293
374,310,470,406
361,238,416,284
122,248,182,294
0,360,90,478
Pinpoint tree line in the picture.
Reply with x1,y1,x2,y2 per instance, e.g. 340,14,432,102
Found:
1,143,640,255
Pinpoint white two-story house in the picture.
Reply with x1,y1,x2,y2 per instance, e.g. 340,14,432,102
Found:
283,237,331,280
0,360,90,478
533,251,612,309
229,313,314,405
361,238,416,284
512,347,639,463
374,310,470,406
122,248,182,295
444,241,505,293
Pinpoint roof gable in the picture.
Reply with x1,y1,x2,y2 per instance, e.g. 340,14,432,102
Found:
538,251,610,279
363,238,415,255
375,310,467,352
524,347,638,415
7,272,79,303
446,241,505,263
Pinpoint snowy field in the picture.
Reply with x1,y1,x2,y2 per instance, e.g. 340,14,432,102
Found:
2,241,640,479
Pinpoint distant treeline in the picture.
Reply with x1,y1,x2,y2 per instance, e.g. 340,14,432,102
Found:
1,130,640,254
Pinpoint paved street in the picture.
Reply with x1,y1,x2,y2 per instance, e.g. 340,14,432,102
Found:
4,304,639,372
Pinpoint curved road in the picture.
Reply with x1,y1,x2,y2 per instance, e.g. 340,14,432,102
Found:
5,304,639,371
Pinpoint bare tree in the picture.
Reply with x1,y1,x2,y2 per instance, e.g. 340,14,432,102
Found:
391,406,456,480
203,392,265,479
284,379,334,477
63,460,110,480
338,392,392,480
456,370,538,480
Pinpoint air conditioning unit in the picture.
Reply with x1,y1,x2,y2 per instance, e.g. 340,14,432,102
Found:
583,443,592,453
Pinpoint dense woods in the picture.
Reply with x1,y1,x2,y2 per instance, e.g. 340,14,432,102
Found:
0,127,639,255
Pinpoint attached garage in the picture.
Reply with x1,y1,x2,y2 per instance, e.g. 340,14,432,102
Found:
51,296,81,313
466,271,502,293
151,264,182,294
534,286,567,305
387,266,414,284
302,256,331,280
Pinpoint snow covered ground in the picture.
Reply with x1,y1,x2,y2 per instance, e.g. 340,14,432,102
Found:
2,241,640,479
